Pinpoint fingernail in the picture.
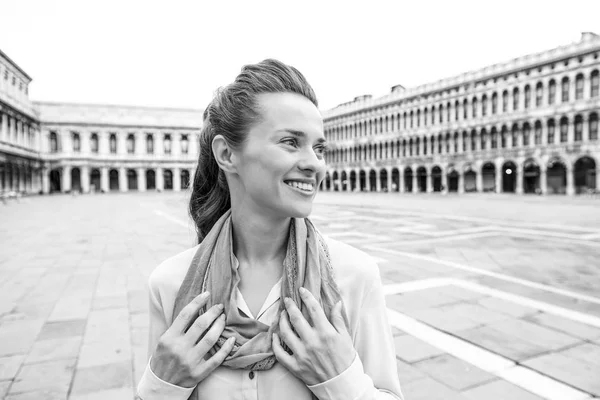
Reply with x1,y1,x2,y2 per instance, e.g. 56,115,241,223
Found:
284,297,291,306
201,291,210,299
217,303,224,310
299,287,307,296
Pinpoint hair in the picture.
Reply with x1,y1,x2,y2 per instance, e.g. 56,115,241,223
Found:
189,59,318,244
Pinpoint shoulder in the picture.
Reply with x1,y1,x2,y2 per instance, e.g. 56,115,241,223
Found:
321,234,381,289
148,244,201,300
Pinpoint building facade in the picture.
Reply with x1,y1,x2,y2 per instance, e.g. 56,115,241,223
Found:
322,32,600,195
0,49,202,195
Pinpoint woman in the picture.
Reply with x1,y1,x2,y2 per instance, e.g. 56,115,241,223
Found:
136,59,403,400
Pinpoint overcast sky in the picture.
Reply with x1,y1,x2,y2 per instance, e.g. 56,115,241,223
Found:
2,0,600,112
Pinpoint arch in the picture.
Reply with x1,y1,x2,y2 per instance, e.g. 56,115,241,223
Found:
523,158,540,194
146,169,156,190
181,169,190,190
431,166,442,192
324,173,331,191
416,166,427,193
90,169,101,192
163,169,173,190
391,168,400,192
547,157,567,194
380,169,388,192
109,169,119,191
447,165,459,192
70,167,81,193
349,170,357,191
359,170,367,191
481,162,496,192
127,169,138,190
464,165,477,192
50,168,61,193
368,170,377,191
341,171,348,191
574,156,597,193
502,161,517,193
404,167,413,193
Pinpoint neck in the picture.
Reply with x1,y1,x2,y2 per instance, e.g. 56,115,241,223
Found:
230,207,291,270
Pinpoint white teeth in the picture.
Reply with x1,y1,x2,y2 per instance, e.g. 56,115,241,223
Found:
286,181,314,192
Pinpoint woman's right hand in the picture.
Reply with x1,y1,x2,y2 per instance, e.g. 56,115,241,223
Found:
150,292,236,388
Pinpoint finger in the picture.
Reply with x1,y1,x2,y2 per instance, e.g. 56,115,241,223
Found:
195,312,226,352
299,287,329,330
186,303,225,344
272,332,295,368
197,336,235,381
331,301,347,334
171,292,211,334
283,297,313,340
279,310,302,354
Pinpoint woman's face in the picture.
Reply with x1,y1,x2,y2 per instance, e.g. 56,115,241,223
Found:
231,92,326,218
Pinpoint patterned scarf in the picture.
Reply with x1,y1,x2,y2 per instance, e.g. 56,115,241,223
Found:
172,209,350,385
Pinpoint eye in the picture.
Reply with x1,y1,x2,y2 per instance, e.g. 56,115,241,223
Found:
314,144,328,156
281,138,299,148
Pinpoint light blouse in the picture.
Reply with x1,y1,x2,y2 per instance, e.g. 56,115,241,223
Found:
136,235,404,400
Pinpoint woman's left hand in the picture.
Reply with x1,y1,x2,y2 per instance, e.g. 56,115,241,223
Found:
272,287,356,386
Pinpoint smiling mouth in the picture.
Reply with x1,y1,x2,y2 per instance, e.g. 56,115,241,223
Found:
284,181,315,194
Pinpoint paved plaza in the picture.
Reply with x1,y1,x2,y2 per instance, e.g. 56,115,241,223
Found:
0,191,599,399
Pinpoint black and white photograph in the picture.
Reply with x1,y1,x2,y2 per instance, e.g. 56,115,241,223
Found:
1,1,599,399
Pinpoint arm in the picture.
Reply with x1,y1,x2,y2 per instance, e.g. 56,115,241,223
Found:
307,269,404,400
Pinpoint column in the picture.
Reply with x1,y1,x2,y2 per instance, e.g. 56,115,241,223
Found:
62,131,72,155
100,167,109,192
582,116,589,142
386,168,392,193
567,119,574,144
495,162,502,193
62,165,72,193
16,120,22,146
476,169,483,193
137,168,146,192
375,170,381,192
173,167,181,191
426,169,433,193
42,167,50,194
173,134,181,157
1,112,7,142
189,132,198,158
155,133,164,157
118,132,127,156
596,165,600,193
540,165,547,195
516,163,524,194
81,165,90,193
441,168,448,192
365,172,371,192
566,162,575,196
399,167,405,193
412,164,418,193
156,167,164,191
119,167,127,192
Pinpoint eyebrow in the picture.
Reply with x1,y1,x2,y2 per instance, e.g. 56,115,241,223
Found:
276,129,327,144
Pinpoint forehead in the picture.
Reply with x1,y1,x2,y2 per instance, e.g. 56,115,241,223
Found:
253,92,323,134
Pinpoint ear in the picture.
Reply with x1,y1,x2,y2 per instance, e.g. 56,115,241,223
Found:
212,135,237,174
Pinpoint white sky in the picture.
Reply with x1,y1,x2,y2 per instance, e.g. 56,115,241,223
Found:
2,0,600,112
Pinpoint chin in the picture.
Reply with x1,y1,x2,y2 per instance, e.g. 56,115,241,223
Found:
286,203,313,219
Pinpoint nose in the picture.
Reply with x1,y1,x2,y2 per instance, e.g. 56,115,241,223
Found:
297,146,325,174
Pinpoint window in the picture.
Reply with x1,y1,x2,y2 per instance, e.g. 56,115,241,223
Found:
481,95,487,116
575,74,584,100
574,115,583,141
491,129,497,149
72,132,80,152
547,120,555,144
513,88,519,111
439,104,444,123
561,77,569,102
181,135,189,154
455,101,459,120
50,132,58,153
491,93,497,114
535,83,543,107
502,91,508,113
512,126,519,147
431,106,436,125
534,122,542,145
127,134,135,154
416,110,421,127
472,97,478,118
109,134,117,153
591,70,599,97
523,124,530,146
463,99,468,119
146,134,154,154
501,127,507,148
446,102,451,122
559,117,568,142
462,131,468,152
470,131,476,151
548,80,556,104
590,113,598,140
164,134,172,154
91,133,99,153
524,85,531,109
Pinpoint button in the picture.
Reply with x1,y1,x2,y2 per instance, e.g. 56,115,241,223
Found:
249,371,255,380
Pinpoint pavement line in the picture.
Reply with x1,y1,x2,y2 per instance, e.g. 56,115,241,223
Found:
153,209,189,227
367,246,600,305
387,231,498,245
383,278,600,328
580,232,600,240
386,308,592,400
